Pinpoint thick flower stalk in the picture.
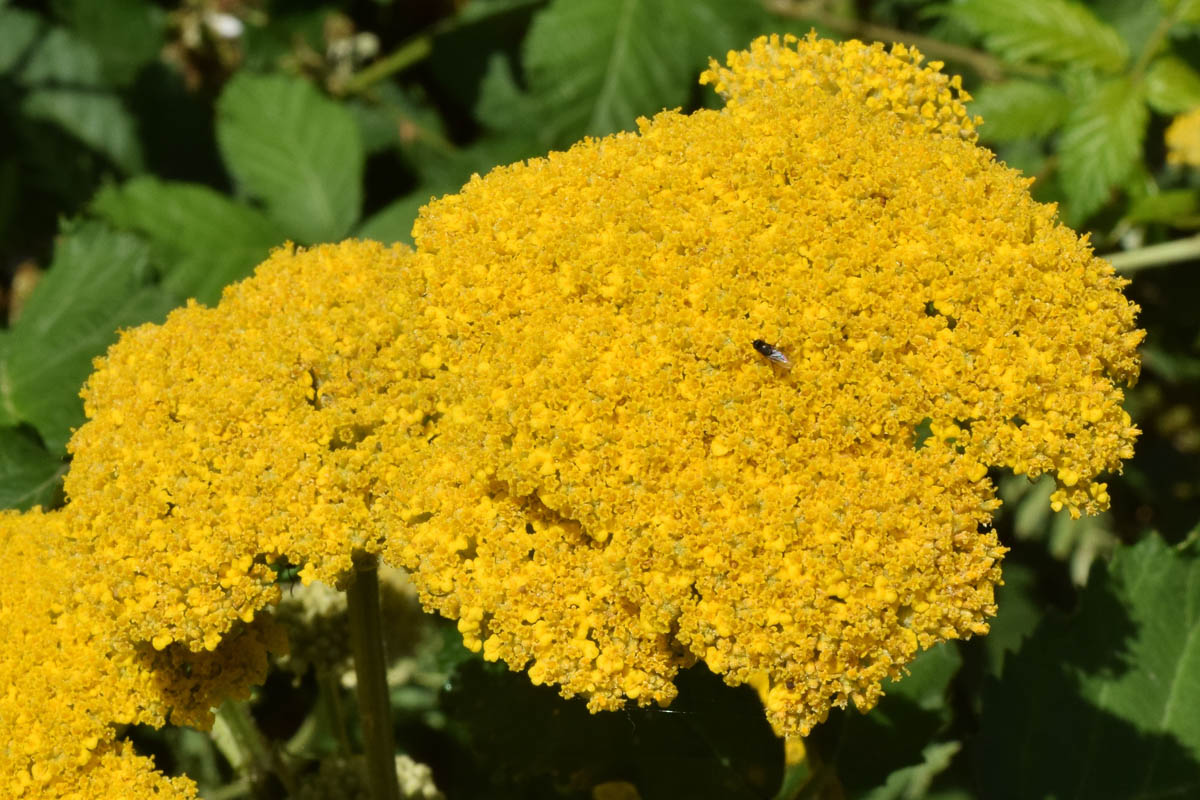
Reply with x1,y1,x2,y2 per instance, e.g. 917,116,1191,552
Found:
399,33,1141,736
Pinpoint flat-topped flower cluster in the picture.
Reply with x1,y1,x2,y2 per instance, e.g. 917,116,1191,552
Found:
2,33,1141,796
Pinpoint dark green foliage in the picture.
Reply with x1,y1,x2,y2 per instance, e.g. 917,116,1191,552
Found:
3,1,1200,797
439,658,783,800
977,536,1200,799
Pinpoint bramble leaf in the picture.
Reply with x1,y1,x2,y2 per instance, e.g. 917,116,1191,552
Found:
0,426,65,510
971,80,1069,141
0,222,177,451
1126,189,1200,225
0,7,39,75
1058,78,1147,223
944,0,1128,72
50,0,164,86
476,0,772,147
92,177,286,304
9,21,144,173
977,535,1200,798
216,73,363,244
1146,56,1200,114
357,194,428,246
1161,0,1200,24
807,643,963,797
441,659,782,800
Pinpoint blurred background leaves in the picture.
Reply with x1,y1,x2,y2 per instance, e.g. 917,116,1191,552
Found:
3,0,1200,797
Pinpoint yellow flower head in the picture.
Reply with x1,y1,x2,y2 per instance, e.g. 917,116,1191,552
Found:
700,33,980,141
399,34,1141,736
65,240,435,653
1166,107,1200,167
52,35,1140,741
0,508,280,797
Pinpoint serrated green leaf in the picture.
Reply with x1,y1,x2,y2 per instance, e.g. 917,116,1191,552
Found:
457,0,548,24
0,426,66,510
1011,475,1056,538
475,52,542,135
0,222,177,451
346,83,451,157
886,640,964,711
984,562,1040,676
1096,0,1166,57
216,73,363,243
477,0,772,149
1161,0,1200,24
12,24,143,172
806,643,962,797
0,8,40,75
442,659,782,800
977,535,1200,798
412,135,542,198
50,0,164,86
1126,189,1200,224
1058,78,1148,224
944,0,1128,72
22,92,144,175
1147,56,1200,114
357,194,429,246
479,0,689,145
971,80,1069,141
861,741,962,800
91,177,286,304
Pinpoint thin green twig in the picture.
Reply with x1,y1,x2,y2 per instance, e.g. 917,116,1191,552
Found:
341,35,433,96
1106,234,1200,273
213,699,298,796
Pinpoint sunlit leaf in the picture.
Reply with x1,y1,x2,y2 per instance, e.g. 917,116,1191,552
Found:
971,80,1069,141
944,0,1128,72
1058,78,1147,223
357,193,428,246
0,222,176,451
1126,190,1200,225
805,643,963,797
476,0,772,148
10,23,143,172
50,0,164,86
92,177,286,304
978,535,1200,798
216,73,363,243
0,425,65,510
1146,56,1200,114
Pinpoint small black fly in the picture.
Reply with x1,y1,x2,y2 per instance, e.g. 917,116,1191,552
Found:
752,339,792,370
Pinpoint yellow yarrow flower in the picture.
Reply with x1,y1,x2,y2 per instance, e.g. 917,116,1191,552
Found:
400,34,1140,736
45,34,1140,745
0,508,166,797
65,240,435,653
1165,107,1200,167
701,33,980,142
0,508,279,798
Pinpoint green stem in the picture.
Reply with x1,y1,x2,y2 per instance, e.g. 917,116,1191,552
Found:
205,778,253,800
213,699,297,796
347,552,402,800
342,35,433,96
1105,234,1200,272
764,0,1051,81
1129,6,1180,83
320,668,354,756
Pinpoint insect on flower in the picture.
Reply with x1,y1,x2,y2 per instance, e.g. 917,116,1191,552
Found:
752,338,792,370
